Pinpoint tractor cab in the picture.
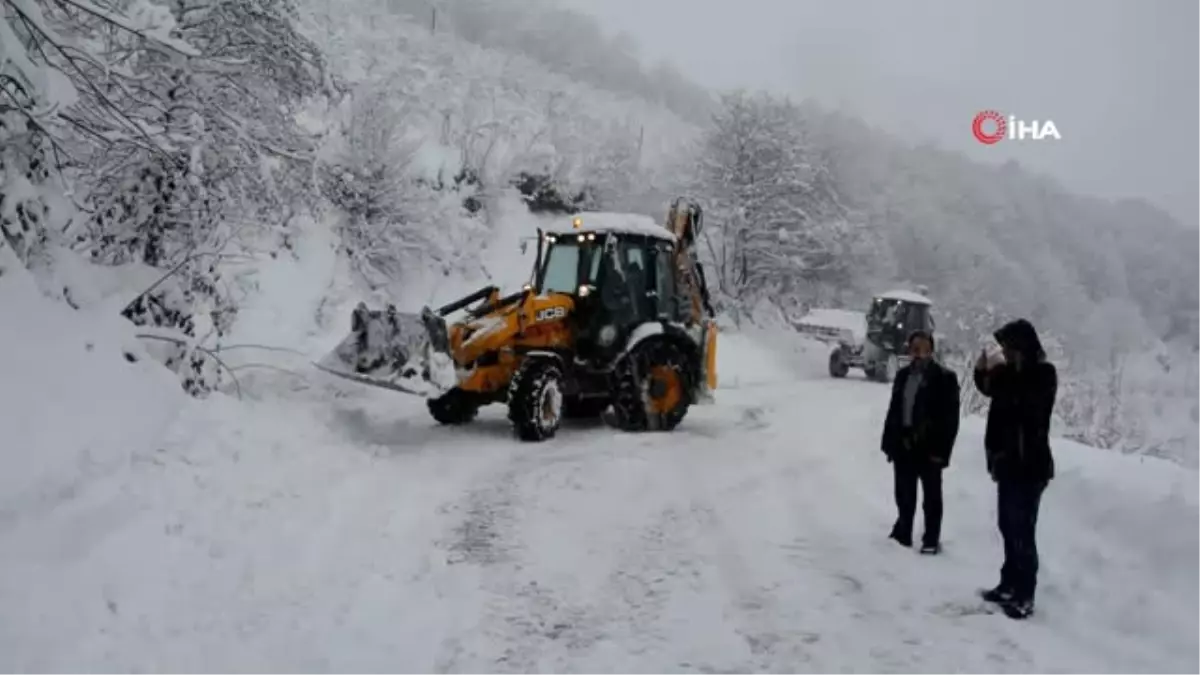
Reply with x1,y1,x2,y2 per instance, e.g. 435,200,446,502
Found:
533,214,683,360
865,290,935,355
825,289,935,383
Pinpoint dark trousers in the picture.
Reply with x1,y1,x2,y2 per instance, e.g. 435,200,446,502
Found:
892,457,943,545
997,478,1046,601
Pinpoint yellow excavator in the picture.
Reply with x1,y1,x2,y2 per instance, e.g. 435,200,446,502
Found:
315,198,718,441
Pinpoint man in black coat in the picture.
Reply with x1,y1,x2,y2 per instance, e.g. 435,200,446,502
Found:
974,318,1057,620
881,330,961,555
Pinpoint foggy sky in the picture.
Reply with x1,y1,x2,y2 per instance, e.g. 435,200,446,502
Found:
564,0,1198,227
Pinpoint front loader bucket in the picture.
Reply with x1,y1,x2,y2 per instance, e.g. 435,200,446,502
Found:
313,302,458,398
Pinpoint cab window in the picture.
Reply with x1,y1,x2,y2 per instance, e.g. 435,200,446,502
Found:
540,243,579,294
654,244,677,320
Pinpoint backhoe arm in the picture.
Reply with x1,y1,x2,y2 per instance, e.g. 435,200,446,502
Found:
665,198,715,321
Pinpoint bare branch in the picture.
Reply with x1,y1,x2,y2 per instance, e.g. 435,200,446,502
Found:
55,0,199,58
7,0,172,158
135,332,243,399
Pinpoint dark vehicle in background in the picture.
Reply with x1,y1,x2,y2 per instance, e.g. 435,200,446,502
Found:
795,289,936,383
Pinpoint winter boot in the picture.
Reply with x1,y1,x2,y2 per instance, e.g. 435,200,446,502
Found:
888,528,912,548
1001,598,1035,620
919,542,941,555
980,585,1014,604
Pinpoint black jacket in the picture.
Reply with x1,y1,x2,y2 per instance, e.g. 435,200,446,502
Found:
881,359,961,465
974,319,1057,482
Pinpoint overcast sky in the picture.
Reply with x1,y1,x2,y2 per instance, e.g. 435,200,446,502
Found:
564,0,1198,227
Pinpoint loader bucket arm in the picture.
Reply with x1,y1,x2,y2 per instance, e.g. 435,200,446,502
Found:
666,199,715,320
665,198,719,398
436,285,498,317
466,288,529,320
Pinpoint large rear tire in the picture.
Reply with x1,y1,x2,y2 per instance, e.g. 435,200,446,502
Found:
427,388,480,425
609,339,692,432
507,358,565,441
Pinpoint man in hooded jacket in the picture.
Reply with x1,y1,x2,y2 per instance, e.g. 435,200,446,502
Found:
973,318,1057,619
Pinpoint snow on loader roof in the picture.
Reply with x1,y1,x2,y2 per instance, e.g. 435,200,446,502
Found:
543,212,676,241
876,289,932,305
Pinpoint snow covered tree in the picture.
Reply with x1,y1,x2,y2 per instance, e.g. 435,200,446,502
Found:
79,0,326,265
3,0,327,395
318,79,484,290
1,0,155,274
692,91,852,311
75,0,326,393
572,120,641,212
0,90,61,274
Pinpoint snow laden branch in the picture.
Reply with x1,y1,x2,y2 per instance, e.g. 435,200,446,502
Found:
3,0,331,398
317,78,486,288
690,91,858,310
134,330,242,399
2,0,183,158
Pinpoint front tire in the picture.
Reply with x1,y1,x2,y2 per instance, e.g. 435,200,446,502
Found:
427,388,480,425
610,339,692,432
507,358,565,441
829,348,849,378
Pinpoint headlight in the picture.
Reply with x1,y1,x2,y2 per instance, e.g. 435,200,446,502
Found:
578,285,591,297
598,325,617,346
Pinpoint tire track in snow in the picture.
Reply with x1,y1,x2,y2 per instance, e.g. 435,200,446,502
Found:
662,409,822,673
427,389,838,672
428,408,772,672
429,430,611,672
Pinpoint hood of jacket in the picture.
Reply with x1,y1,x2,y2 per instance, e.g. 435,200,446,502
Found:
994,318,1046,362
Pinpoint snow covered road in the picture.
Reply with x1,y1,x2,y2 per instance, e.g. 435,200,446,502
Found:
2,318,1196,672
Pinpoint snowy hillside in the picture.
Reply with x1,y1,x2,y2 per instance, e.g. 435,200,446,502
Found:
298,0,699,213
1,231,1197,672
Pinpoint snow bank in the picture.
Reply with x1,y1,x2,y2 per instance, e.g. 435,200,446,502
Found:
223,214,344,354
715,323,832,388
1052,435,1197,508
0,251,182,529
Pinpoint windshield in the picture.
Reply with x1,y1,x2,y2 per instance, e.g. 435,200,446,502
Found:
868,298,925,330
540,242,580,294
868,298,904,327
538,237,607,294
